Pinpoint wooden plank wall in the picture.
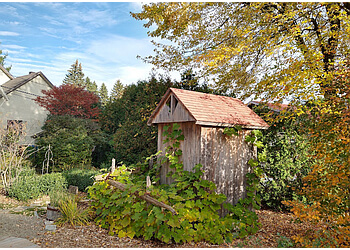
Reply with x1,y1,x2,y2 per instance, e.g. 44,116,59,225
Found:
200,127,255,209
153,94,195,124
157,122,256,215
158,122,201,184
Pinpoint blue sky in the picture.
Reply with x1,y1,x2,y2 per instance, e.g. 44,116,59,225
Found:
0,2,179,92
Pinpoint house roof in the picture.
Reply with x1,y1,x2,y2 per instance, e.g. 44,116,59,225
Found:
247,100,289,113
0,71,54,96
148,88,269,129
0,64,14,80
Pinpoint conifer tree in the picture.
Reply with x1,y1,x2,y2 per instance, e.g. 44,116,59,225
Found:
85,77,98,94
110,80,125,100
99,83,109,106
63,59,85,86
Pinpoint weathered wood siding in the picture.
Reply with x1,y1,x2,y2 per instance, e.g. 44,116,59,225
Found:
200,127,255,208
158,122,256,213
158,122,201,184
153,94,195,124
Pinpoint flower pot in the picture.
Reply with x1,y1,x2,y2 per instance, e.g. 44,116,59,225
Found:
46,204,61,221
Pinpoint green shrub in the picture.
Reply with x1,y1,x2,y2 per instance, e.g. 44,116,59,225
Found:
63,168,100,192
8,170,67,201
251,105,312,210
39,173,67,193
34,115,102,171
88,124,262,244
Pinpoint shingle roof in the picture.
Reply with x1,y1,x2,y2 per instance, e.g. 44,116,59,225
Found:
248,100,289,112
149,88,269,129
1,71,54,96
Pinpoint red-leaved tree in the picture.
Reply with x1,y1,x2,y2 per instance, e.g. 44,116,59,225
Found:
35,84,100,120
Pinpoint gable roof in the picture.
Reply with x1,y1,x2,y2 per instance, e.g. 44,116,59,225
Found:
1,71,54,96
247,100,289,113
0,64,14,80
148,88,269,129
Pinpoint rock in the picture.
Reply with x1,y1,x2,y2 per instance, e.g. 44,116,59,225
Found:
68,185,79,195
46,205,61,221
45,220,56,232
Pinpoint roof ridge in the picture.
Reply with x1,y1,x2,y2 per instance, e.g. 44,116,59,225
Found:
149,88,269,129
169,87,240,101
1,71,53,95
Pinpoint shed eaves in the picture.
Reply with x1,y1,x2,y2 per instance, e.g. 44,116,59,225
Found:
149,88,269,129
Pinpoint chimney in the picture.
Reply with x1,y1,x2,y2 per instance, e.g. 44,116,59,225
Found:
29,71,35,74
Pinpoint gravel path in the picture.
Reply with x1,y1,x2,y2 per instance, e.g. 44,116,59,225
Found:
0,209,46,242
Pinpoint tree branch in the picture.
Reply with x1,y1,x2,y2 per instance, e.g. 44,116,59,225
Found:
106,179,177,215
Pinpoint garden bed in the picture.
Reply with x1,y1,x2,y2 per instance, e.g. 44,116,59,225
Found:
0,192,320,248
32,210,319,248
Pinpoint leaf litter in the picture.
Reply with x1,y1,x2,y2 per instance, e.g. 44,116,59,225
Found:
33,209,321,248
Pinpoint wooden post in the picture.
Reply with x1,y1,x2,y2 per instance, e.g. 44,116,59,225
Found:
146,175,151,189
111,158,116,173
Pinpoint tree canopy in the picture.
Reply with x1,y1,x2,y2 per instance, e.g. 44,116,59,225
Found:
85,76,99,94
99,83,109,106
35,84,100,120
133,3,350,246
110,80,125,100
100,75,174,165
132,2,350,102
63,59,85,86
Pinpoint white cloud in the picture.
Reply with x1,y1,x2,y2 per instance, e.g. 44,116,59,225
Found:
129,2,143,12
86,35,153,64
3,44,25,50
0,31,20,36
3,2,181,92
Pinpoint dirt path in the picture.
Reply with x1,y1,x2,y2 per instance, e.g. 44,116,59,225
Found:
0,209,46,242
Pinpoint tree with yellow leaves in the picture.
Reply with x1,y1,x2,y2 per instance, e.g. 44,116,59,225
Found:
133,3,350,246
283,61,350,247
132,2,350,102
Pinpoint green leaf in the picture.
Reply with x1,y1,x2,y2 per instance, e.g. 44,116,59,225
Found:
248,159,259,167
120,216,130,227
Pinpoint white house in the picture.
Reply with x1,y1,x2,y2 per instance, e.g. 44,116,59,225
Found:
0,65,54,145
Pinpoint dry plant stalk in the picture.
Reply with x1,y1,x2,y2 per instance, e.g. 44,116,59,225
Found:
0,121,29,191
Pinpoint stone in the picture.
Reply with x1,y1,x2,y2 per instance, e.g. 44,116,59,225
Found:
45,220,56,231
68,185,79,194
46,205,61,221
0,237,39,248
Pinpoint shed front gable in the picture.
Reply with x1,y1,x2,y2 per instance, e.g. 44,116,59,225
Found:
149,92,195,124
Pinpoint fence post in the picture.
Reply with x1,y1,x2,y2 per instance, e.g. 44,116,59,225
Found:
111,158,116,173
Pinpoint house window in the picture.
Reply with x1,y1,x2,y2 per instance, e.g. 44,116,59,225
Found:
7,120,27,135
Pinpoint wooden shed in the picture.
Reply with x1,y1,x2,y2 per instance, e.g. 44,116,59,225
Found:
147,88,269,208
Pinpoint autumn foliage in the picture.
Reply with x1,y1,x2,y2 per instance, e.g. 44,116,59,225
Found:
35,84,100,120
283,61,350,247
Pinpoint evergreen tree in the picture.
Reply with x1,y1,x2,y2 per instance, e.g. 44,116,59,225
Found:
99,83,109,106
178,69,199,90
85,77,98,94
63,59,85,86
100,75,174,165
110,80,125,100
